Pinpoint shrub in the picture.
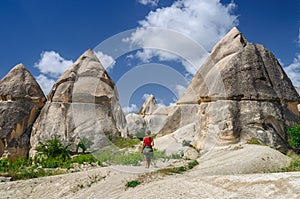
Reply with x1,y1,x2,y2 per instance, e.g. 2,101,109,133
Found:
35,139,72,168
36,139,72,160
288,122,300,149
71,154,97,164
187,160,199,169
125,180,141,188
76,137,94,153
280,152,300,172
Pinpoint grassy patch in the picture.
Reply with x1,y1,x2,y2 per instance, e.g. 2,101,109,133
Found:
0,140,102,181
93,147,182,166
280,152,300,172
125,180,141,188
112,138,141,148
246,138,265,145
288,122,300,151
70,154,98,164
127,160,199,188
157,160,199,175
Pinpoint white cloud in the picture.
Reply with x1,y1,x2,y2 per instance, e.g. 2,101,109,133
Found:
94,51,116,70
128,0,238,74
34,51,73,96
138,0,159,7
175,84,186,97
284,53,300,87
123,104,138,114
34,51,73,78
35,74,56,95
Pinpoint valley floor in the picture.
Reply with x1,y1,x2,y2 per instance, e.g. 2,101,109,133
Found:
1,144,300,199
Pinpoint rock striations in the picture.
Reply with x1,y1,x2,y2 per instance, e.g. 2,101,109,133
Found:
178,27,300,152
296,87,300,112
30,49,126,155
138,94,157,116
0,64,46,161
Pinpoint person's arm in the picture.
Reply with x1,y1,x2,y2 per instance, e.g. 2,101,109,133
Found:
151,137,154,147
140,138,145,153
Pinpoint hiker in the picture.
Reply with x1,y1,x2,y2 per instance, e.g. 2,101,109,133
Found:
140,130,154,168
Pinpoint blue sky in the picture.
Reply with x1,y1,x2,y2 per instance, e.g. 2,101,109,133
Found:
0,0,299,113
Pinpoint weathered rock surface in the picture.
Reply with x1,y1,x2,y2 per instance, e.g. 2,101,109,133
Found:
154,123,197,157
0,144,297,199
136,95,200,137
138,94,157,115
296,87,300,111
0,64,46,160
126,113,146,137
30,49,126,155
178,27,300,152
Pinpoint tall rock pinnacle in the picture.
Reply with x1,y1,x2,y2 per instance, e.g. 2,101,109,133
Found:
178,27,300,152
0,64,46,161
30,49,126,155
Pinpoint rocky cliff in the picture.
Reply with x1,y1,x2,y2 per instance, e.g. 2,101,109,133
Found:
0,64,46,161
296,87,300,112
178,27,300,152
30,49,126,155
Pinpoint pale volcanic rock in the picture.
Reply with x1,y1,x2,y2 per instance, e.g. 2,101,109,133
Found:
178,27,300,152
138,94,157,116
30,49,126,155
0,64,46,160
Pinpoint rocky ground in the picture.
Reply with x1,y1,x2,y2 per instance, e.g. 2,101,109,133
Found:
1,144,300,199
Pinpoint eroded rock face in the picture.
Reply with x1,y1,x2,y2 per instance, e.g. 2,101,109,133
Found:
0,64,46,161
30,49,126,155
296,87,300,112
138,94,157,116
126,113,146,137
178,27,300,152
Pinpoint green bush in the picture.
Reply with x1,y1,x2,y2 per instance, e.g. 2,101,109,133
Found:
187,160,199,169
125,180,141,188
36,139,72,160
0,158,10,172
76,137,94,153
288,122,300,149
70,154,98,164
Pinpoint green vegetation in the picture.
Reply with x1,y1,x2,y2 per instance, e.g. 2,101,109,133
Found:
247,138,265,145
34,139,72,168
0,157,66,180
0,139,100,181
187,160,199,169
125,180,141,188
126,160,199,188
158,160,199,175
76,137,94,154
280,152,300,172
94,147,182,166
288,122,300,149
112,138,141,148
36,139,71,160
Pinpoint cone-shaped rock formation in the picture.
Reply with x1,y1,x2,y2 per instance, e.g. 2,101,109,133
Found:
178,27,300,152
30,49,126,155
0,64,46,160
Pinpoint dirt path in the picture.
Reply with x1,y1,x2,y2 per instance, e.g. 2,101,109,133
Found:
1,145,300,199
